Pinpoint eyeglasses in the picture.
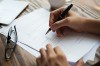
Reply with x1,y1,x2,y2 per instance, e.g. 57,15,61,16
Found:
5,25,18,60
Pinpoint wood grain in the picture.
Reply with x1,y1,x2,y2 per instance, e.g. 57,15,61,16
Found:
0,34,37,66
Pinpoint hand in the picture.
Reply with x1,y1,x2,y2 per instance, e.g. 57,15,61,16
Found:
49,7,86,37
36,44,84,66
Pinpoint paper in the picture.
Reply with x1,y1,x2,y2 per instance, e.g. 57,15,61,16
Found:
0,8,99,63
83,42,100,62
0,1,29,25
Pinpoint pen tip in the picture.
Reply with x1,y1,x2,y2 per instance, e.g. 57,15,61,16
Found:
45,28,51,35
45,31,48,35
45,33,47,35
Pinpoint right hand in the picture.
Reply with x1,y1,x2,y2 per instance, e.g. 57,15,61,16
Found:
49,7,86,37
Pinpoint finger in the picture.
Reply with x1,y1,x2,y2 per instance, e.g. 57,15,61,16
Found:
36,57,41,66
49,8,64,27
51,18,69,32
61,27,72,35
76,59,84,66
49,13,55,27
46,44,57,65
46,44,55,55
54,46,68,63
54,46,65,55
56,29,62,37
40,48,47,61
52,7,64,19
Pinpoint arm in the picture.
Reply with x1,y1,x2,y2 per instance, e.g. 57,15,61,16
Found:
83,18,100,35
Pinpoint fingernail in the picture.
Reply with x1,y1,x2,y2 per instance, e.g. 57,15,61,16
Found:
52,29,55,32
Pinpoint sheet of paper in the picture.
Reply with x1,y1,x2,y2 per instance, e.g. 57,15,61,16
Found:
0,8,99,63
0,1,29,25
83,42,100,62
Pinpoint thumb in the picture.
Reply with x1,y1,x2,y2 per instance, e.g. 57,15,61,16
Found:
75,59,84,66
51,18,69,32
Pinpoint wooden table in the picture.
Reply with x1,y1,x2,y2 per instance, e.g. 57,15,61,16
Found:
0,34,37,66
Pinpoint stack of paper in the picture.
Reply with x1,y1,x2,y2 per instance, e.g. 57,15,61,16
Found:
0,8,99,63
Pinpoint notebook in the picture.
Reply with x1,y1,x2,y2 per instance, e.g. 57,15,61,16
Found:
0,1,29,25
0,8,99,63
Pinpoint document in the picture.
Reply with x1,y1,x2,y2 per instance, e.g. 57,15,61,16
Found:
0,1,29,25
0,8,100,63
83,42,100,62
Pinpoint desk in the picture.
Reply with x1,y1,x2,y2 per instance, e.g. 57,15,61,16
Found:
0,0,100,66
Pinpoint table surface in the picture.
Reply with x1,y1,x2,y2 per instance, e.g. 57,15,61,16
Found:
0,0,100,66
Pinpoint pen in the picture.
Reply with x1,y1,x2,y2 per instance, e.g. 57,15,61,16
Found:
45,4,73,35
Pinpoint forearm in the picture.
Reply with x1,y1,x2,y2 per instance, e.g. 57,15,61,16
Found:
84,18,100,35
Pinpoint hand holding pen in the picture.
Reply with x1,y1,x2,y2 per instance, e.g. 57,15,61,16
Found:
46,4,89,36
46,4,73,36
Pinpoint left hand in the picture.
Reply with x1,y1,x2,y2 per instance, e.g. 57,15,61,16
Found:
36,44,84,66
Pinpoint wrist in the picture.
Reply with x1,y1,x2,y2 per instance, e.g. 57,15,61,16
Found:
82,18,100,35
81,17,90,32
76,17,88,33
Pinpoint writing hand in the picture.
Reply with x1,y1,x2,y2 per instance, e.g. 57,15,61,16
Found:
49,7,86,37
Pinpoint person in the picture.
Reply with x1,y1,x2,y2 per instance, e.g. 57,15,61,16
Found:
36,7,100,66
